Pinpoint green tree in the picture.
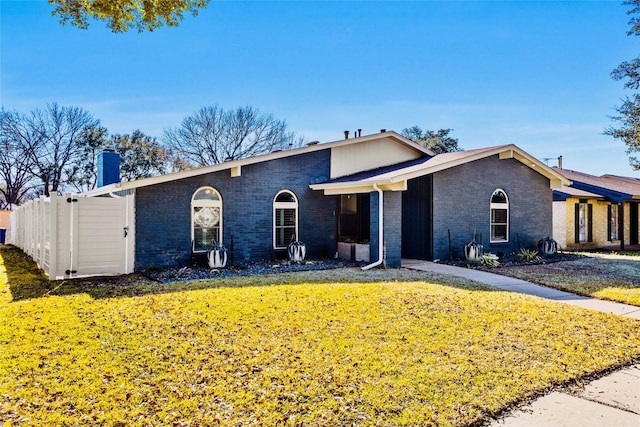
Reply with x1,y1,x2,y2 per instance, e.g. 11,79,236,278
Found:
48,0,210,33
401,126,462,154
606,0,640,170
112,130,169,180
67,128,169,191
163,105,305,169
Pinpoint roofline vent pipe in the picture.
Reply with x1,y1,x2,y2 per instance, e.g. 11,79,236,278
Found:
362,184,384,271
558,155,563,169
344,130,349,140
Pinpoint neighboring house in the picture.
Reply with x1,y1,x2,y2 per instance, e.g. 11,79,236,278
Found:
0,210,11,243
81,130,567,271
552,167,640,251
602,174,640,185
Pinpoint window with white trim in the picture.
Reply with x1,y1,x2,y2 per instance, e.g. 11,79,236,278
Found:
273,190,298,249
191,186,222,251
490,189,509,243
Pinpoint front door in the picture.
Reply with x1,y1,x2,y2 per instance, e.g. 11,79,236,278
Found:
402,175,433,260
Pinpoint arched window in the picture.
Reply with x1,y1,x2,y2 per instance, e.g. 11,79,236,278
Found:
273,190,298,249
191,187,222,251
490,189,509,243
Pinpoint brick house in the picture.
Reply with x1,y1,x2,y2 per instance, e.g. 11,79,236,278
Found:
552,168,640,251
85,131,568,270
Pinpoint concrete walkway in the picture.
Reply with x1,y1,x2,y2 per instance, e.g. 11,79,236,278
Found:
402,259,640,320
402,259,640,426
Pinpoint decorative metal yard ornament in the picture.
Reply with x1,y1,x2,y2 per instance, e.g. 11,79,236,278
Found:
287,234,306,263
208,240,228,268
538,236,558,256
464,229,484,262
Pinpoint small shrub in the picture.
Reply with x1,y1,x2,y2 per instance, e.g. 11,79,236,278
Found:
479,253,500,267
519,248,542,263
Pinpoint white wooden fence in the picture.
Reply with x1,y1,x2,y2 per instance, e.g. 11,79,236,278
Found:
10,193,135,280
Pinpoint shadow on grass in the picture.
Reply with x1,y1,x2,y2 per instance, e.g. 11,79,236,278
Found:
0,245,496,302
0,244,175,300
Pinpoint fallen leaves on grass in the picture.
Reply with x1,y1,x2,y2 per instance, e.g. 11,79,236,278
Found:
496,254,640,306
1,261,639,426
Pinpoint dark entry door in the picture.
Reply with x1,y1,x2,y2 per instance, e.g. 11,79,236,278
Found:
631,202,639,245
402,175,433,260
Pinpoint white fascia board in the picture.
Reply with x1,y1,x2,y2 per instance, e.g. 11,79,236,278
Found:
506,146,571,188
309,178,407,195
309,144,569,196
83,131,425,197
317,186,377,196
384,145,570,188
82,183,122,197
378,181,407,191
373,152,498,184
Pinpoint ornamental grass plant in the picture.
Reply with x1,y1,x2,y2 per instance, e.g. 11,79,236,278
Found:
1,245,639,426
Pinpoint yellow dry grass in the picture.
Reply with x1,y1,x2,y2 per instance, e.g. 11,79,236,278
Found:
1,248,639,426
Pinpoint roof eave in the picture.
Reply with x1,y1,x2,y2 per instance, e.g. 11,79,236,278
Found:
82,131,428,196
387,145,569,188
310,144,570,193
309,178,407,195
496,146,570,189
569,181,634,203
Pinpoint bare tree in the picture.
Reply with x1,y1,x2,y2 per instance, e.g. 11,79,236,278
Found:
0,110,36,208
66,125,109,193
163,105,305,169
22,103,99,196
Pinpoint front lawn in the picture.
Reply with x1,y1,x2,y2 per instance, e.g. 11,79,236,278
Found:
1,246,639,426
495,252,640,307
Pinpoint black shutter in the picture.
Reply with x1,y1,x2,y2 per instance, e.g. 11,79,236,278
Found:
607,205,612,241
574,203,580,243
588,204,593,243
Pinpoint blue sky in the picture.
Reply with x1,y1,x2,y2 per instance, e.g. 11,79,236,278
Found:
1,0,638,176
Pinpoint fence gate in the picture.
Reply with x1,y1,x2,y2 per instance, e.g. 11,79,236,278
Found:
63,195,134,278
10,194,135,280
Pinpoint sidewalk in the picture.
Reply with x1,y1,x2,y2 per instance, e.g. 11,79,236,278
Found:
402,259,640,427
